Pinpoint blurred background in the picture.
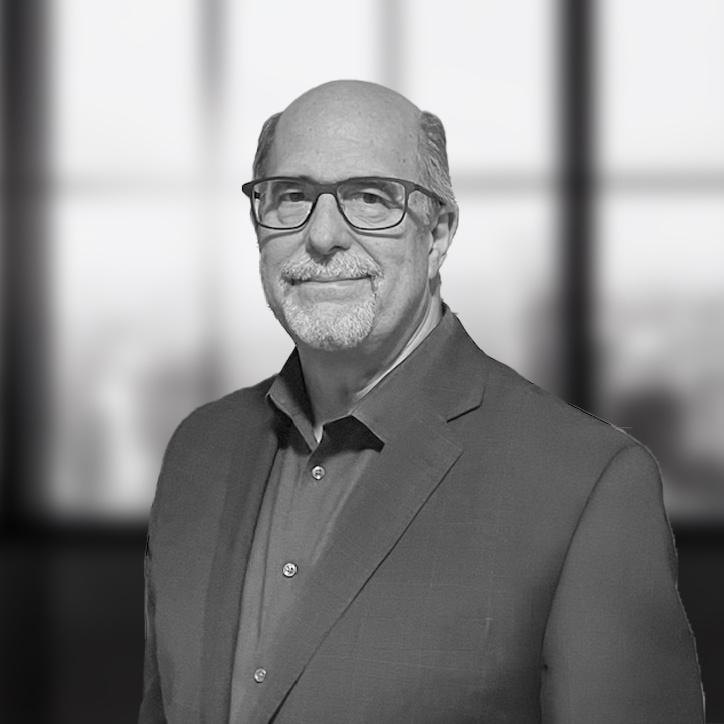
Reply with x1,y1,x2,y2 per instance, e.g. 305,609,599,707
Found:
1,0,722,721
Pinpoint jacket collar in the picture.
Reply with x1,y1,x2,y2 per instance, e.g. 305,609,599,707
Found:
353,304,488,436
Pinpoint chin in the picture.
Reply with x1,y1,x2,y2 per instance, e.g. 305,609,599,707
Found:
280,297,376,351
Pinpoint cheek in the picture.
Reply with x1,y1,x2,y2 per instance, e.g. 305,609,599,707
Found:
376,248,431,304
258,241,290,280
258,252,273,284
402,242,433,282
258,250,286,303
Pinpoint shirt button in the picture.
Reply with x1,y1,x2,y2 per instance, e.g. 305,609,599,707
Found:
253,667,267,683
311,465,325,480
282,562,298,578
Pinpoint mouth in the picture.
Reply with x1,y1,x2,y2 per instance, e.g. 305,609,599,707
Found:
285,274,377,301
290,275,370,285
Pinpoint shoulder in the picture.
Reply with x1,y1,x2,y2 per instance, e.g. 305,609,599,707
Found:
442,349,675,580
457,349,661,505
188,374,276,422
166,374,276,450
436,316,652,488
149,375,276,521
486,351,641,449
154,374,276,495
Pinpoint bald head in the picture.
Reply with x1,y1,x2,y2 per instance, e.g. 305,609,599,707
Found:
281,80,420,136
268,82,420,184
252,80,456,212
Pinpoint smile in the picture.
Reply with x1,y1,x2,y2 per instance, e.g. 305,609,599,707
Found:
288,276,375,301
290,276,370,286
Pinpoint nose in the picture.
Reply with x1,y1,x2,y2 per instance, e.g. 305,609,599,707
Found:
303,192,354,256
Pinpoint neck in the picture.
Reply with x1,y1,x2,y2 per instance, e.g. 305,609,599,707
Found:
298,299,442,439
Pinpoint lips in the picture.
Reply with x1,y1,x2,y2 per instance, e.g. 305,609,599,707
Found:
291,275,369,284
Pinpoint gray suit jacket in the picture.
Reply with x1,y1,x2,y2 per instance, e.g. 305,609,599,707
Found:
140,312,703,723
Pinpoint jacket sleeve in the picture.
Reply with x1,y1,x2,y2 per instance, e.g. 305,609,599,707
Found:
540,443,704,723
138,533,166,724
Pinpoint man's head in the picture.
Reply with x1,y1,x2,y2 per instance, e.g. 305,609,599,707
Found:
249,80,458,357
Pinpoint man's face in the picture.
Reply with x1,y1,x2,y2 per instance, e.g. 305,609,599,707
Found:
256,85,448,357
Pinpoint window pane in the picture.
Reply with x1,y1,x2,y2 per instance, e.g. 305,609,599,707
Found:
598,0,724,173
443,192,560,392
219,0,382,180
595,194,724,520
48,195,213,518
404,0,556,176
49,0,204,178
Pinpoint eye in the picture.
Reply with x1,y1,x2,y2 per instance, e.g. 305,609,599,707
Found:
270,181,313,207
344,183,397,208
279,190,307,203
360,191,388,206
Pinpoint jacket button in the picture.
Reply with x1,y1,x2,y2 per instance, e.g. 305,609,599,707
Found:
311,465,325,480
282,562,298,578
253,667,267,683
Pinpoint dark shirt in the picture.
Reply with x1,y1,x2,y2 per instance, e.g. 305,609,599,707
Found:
228,348,392,722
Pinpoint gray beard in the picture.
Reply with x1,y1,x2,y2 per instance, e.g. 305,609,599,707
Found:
267,251,382,351
279,293,377,350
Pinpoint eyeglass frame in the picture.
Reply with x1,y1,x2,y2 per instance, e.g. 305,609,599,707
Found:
241,176,445,231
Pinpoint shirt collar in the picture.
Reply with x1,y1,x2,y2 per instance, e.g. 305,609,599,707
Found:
267,305,460,446
266,350,317,448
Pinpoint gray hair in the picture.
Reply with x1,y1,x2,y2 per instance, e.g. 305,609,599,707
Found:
251,108,457,216
416,110,457,215
252,112,282,180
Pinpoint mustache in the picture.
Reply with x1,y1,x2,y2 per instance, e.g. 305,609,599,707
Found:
281,254,382,283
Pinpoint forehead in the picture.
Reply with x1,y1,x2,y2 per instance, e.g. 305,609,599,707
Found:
267,94,420,182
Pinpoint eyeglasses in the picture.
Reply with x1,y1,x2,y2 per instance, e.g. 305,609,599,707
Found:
241,176,443,231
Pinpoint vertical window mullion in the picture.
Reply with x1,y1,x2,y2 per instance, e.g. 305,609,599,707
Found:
1,0,51,532
559,0,595,411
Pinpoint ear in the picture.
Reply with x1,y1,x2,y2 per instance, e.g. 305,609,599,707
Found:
427,205,458,280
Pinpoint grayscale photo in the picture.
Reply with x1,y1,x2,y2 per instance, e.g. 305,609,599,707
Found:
0,2,721,722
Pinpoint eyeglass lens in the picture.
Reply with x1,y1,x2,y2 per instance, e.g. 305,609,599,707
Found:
252,179,407,230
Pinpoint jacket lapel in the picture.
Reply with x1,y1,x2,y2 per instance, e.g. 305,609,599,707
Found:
200,389,280,724
248,311,489,723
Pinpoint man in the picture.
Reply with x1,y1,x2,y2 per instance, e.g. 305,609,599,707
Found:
140,81,703,723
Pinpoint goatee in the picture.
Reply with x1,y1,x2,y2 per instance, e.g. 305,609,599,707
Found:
266,252,382,351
